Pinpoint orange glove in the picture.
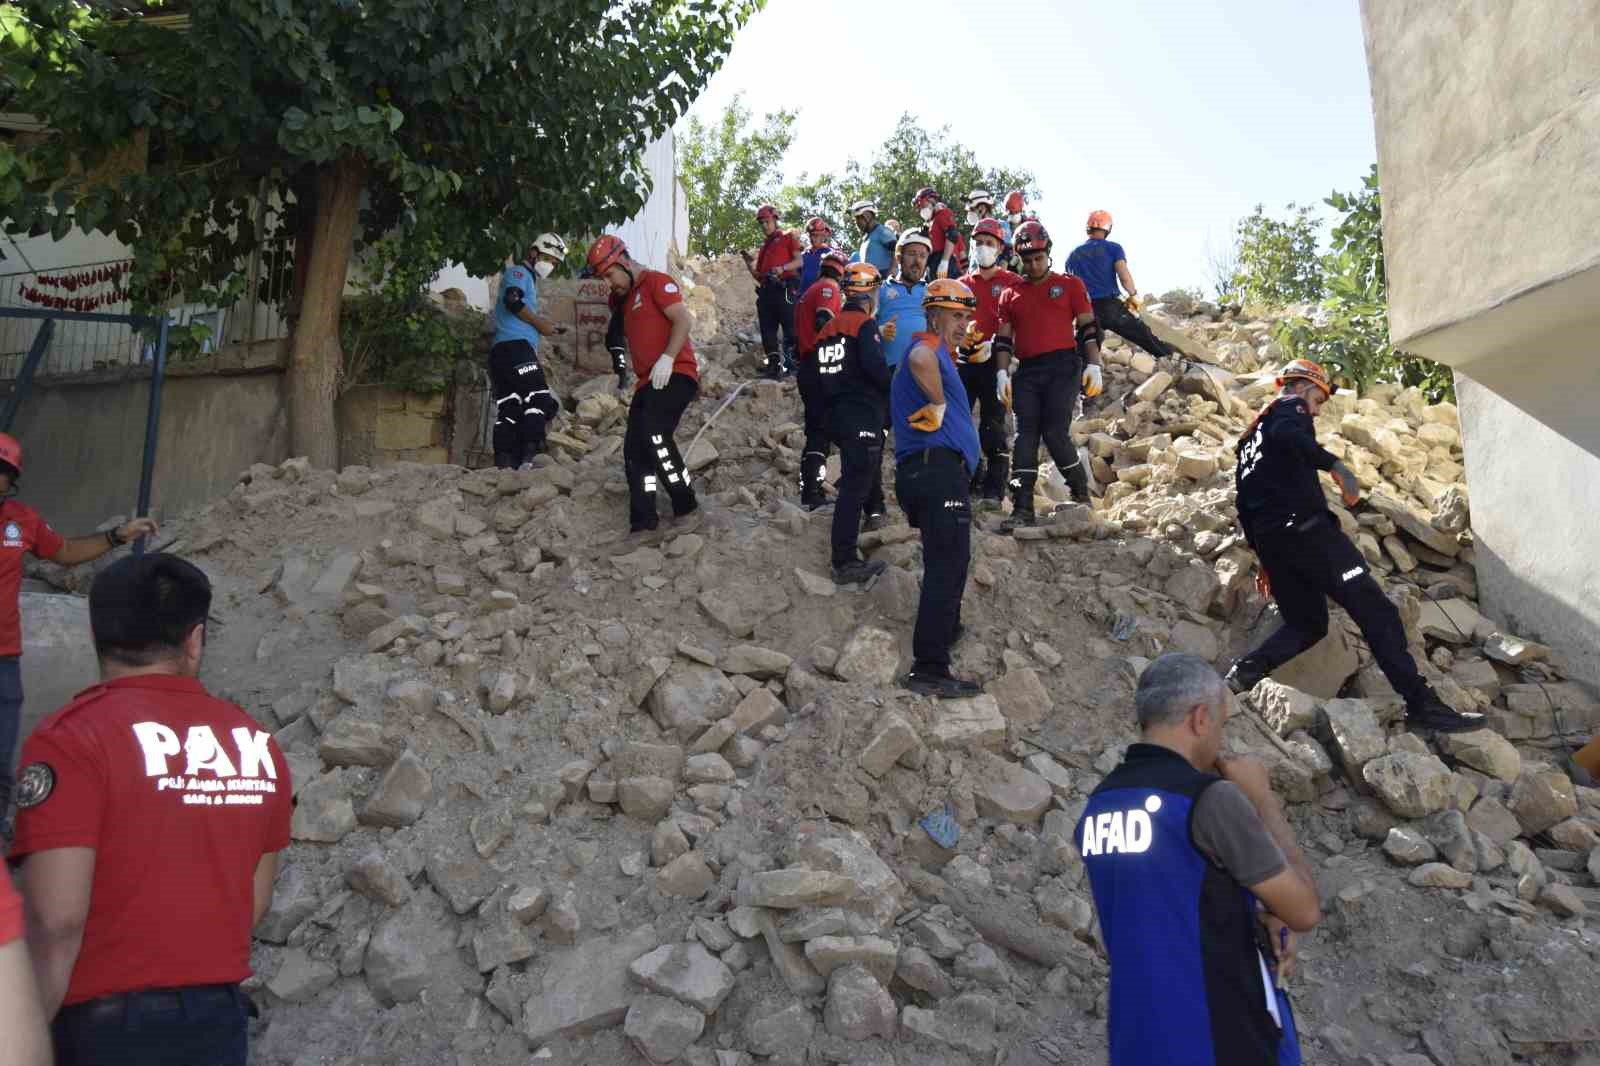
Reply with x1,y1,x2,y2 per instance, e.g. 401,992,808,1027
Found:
1254,568,1273,600
1124,294,1144,315
880,316,898,342
1081,364,1104,398
963,321,986,349
907,403,946,432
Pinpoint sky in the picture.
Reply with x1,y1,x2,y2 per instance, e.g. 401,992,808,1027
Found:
682,0,1378,295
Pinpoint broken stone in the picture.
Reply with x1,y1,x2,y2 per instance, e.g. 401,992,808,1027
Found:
954,941,1010,987
1408,862,1473,890
975,759,1053,826
359,750,433,828
859,712,920,777
926,695,1007,749
1363,752,1454,819
1508,767,1578,836
746,1000,816,1057
521,924,662,1046
625,994,705,1065
1419,809,1477,872
656,852,715,900
803,935,897,986
423,845,499,916
473,918,537,973
985,667,1054,727
364,887,459,1005
738,868,860,909
507,884,548,924
347,846,412,907
718,644,795,678
1253,680,1319,736
896,945,955,998
1323,698,1386,778
1539,882,1586,917
1483,632,1551,666
834,625,900,685
683,753,735,784
629,941,735,1014
1442,729,1521,783
753,908,826,995
618,776,676,822
648,661,741,738
268,948,337,1004
290,770,357,843
899,992,998,1055
823,964,897,1041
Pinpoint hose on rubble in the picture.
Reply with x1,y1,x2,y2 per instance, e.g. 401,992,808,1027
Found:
686,379,758,461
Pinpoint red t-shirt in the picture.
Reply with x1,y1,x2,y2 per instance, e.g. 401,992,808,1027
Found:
0,501,64,657
0,870,21,946
755,230,803,279
997,272,1093,358
960,268,1025,338
795,277,844,358
613,270,700,394
9,675,292,1005
928,206,967,268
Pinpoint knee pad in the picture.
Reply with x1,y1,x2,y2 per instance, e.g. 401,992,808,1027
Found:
1075,320,1105,351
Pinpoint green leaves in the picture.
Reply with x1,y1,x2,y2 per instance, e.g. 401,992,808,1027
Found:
1224,204,1325,307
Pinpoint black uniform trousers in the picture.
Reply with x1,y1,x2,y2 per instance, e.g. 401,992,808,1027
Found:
53,983,249,1066
623,374,698,530
958,358,1008,498
1009,349,1087,513
489,339,559,467
895,447,973,670
827,400,887,567
1093,297,1175,358
1241,512,1426,704
756,278,798,371
797,358,830,500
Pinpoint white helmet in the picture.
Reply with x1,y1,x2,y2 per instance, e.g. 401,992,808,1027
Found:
966,189,994,210
532,233,567,260
895,229,933,254
849,199,877,218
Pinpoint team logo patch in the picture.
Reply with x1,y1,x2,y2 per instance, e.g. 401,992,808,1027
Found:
663,283,679,294
3,521,20,547
1049,285,1064,299
992,283,1003,297
15,762,54,808
821,286,834,298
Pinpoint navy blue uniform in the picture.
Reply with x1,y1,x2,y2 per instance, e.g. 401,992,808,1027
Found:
817,307,891,565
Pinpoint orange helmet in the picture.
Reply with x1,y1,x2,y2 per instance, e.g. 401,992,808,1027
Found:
1086,210,1113,234
756,204,779,223
585,234,629,276
840,261,881,294
1004,190,1027,215
922,278,978,313
1013,219,1051,256
1276,358,1337,395
0,433,20,476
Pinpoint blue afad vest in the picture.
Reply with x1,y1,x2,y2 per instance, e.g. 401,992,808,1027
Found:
1077,744,1301,1066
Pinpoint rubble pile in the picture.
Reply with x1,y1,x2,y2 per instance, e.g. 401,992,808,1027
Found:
33,271,1600,1066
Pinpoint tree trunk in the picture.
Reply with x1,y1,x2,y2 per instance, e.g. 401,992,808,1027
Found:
286,155,365,470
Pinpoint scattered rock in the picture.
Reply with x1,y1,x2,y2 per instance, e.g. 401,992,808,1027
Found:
522,925,662,1046
1408,863,1473,890
625,994,705,1065
1363,753,1454,819
823,964,897,1041
1508,768,1578,835
834,626,900,685
628,941,735,1014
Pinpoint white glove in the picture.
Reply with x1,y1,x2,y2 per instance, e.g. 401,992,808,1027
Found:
996,368,1011,405
649,353,674,390
1081,363,1103,397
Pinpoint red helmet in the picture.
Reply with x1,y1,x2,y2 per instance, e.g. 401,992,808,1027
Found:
971,218,1007,243
1004,190,1027,215
756,204,780,222
805,216,832,236
585,234,629,276
0,433,21,476
1013,220,1052,256
1086,209,1114,234
819,250,849,277
913,186,939,208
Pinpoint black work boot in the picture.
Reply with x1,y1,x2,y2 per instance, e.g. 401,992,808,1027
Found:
999,510,1037,535
861,512,888,533
1064,461,1092,505
902,666,981,698
763,353,784,381
494,451,517,470
832,559,887,586
1224,659,1269,696
1406,689,1488,734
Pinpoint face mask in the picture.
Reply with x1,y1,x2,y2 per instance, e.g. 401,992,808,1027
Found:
1009,212,1022,224
973,245,1000,268
966,211,980,226
919,206,934,221
534,261,554,279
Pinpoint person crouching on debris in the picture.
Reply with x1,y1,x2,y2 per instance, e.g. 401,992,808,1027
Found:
891,279,983,697
490,233,570,469
586,235,701,538
1079,653,1319,1066
1226,359,1484,734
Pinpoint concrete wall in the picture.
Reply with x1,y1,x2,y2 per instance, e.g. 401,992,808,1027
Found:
6,363,289,532
337,385,451,468
1360,0,1600,691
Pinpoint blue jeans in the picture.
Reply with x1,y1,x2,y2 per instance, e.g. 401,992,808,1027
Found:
53,984,248,1066
0,656,21,812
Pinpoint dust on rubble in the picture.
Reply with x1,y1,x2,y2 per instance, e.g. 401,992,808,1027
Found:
27,271,1600,1066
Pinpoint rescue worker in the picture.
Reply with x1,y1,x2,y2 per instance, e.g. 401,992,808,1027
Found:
891,279,983,697
10,553,292,1064
914,187,966,279
850,199,898,274
1226,360,1484,733
1001,190,1034,270
797,217,836,294
748,204,804,379
965,189,1010,245
957,218,1024,507
490,233,570,468
1066,210,1178,359
816,262,892,585
587,235,702,537
794,250,848,510
1079,653,1318,1066
0,434,156,841
992,220,1103,530
877,230,933,370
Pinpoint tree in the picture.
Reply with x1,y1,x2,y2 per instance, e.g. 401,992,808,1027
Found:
1274,165,1453,400
1224,204,1325,306
677,92,797,256
3,0,759,467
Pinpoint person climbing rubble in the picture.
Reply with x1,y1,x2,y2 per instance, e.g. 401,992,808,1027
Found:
1066,210,1179,360
849,199,899,274
10,553,291,1065
891,278,983,697
793,250,848,510
965,188,1010,245
0,433,156,844
1079,653,1318,1066
489,233,571,469
992,219,1102,530
797,217,837,294
1226,359,1484,733
958,217,1024,508
587,235,702,538
913,186,966,280
747,204,805,380
817,261,892,586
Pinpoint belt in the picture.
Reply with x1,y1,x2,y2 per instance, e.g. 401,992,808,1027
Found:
58,983,243,1026
899,446,968,470
1015,348,1077,364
